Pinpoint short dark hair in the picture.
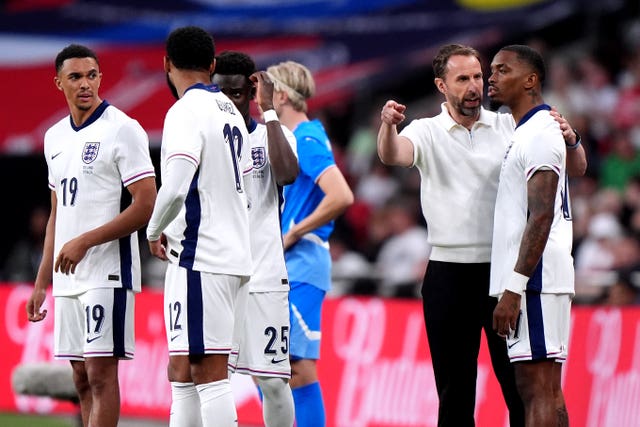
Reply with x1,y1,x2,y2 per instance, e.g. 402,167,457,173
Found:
166,26,215,71
214,51,257,80
500,44,546,84
432,44,481,79
55,44,99,73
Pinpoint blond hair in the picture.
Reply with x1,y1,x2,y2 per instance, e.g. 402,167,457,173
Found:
266,61,315,113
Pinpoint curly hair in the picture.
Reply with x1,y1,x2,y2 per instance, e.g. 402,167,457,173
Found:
55,44,99,73
214,51,257,80
166,26,215,71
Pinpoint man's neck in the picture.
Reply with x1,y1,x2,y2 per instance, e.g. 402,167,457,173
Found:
509,92,545,123
70,98,103,128
279,108,309,133
175,71,212,98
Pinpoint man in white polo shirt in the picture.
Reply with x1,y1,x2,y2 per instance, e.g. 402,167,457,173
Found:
377,44,585,427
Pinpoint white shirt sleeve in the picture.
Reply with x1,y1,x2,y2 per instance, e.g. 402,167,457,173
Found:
146,157,197,241
114,119,156,186
522,123,564,181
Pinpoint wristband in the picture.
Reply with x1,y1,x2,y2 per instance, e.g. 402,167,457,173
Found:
567,128,582,149
263,109,279,123
505,271,529,294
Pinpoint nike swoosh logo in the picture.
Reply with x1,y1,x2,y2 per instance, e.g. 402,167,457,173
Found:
51,151,62,160
86,336,101,343
170,334,181,342
508,340,520,349
271,357,288,364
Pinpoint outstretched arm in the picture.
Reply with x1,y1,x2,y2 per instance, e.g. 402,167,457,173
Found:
377,100,415,167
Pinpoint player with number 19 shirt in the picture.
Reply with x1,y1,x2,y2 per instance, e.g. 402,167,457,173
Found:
44,101,155,297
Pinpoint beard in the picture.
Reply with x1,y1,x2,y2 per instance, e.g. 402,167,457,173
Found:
452,96,481,118
166,73,179,100
459,104,480,117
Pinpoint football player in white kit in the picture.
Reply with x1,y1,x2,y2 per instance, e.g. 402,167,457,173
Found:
146,27,252,427
26,44,157,427
488,45,576,427
212,51,299,427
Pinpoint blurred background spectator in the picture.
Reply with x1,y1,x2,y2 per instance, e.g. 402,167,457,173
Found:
1,206,47,282
2,0,640,304
373,196,430,298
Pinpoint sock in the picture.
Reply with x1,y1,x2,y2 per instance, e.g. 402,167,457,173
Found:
292,382,325,427
256,377,294,427
169,382,202,427
196,379,238,427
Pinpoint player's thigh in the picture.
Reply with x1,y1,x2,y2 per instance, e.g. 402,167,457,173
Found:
84,355,120,385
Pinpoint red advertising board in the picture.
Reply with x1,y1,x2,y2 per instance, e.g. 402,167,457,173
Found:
1,283,639,426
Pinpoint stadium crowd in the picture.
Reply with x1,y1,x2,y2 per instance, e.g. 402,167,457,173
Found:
327,16,640,305
3,16,640,307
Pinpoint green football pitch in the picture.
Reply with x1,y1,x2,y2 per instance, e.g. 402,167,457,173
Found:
0,413,75,427
0,412,256,426
0,413,170,427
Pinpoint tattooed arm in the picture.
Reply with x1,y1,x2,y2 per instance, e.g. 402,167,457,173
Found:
514,170,558,275
493,169,558,336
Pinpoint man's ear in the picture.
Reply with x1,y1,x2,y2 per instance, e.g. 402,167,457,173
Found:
434,77,446,95
524,72,538,90
209,58,216,75
54,76,62,91
163,56,171,73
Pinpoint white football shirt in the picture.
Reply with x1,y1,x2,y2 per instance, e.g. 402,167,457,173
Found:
490,105,574,296
400,104,515,263
44,101,155,297
245,120,297,292
152,84,252,276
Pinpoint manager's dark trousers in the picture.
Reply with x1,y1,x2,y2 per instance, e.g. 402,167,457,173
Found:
421,261,525,427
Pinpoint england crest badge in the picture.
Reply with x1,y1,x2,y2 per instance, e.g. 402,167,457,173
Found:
82,142,100,164
252,147,266,169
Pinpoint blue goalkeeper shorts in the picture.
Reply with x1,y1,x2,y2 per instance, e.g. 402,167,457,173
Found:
289,281,326,360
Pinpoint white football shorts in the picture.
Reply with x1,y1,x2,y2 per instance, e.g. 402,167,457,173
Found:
506,292,572,363
54,288,135,360
164,262,248,356
229,289,291,378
